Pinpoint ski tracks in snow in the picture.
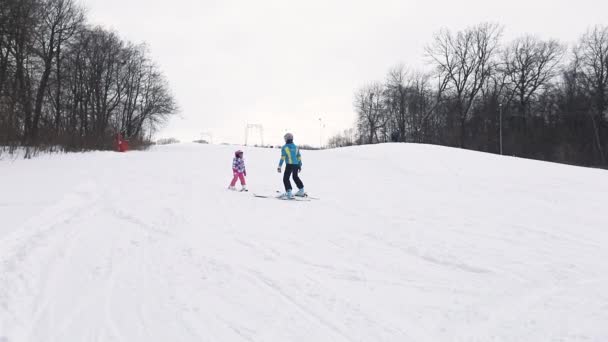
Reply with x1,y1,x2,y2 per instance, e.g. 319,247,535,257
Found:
0,181,102,340
2,144,608,341
0,175,192,341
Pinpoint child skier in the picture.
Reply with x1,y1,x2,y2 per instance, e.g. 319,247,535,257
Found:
277,133,305,199
229,150,247,191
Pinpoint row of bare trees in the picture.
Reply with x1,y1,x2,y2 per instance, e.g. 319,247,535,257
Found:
330,23,608,167
1,0,177,153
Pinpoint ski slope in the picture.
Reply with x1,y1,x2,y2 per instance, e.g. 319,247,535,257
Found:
1,143,608,341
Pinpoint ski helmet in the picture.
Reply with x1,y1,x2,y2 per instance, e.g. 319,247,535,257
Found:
235,150,243,157
284,133,294,142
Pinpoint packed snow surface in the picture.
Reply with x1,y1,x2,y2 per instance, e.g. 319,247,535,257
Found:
1,143,608,341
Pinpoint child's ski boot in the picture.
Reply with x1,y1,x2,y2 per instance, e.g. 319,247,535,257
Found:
278,190,294,199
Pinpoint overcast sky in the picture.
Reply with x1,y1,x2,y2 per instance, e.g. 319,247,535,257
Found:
83,0,607,146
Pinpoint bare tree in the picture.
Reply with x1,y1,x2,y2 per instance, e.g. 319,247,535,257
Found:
355,82,387,144
427,22,503,147
28,0,84,142
408,71,449,143
327,129,355,148
5,0,39,145
127,66,177,138
577,25,608,163
578,26,608,116
384,65,411,142
502,36,565,116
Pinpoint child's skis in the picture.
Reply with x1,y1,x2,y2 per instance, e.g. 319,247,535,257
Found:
275,190,319,200
253,193,311,201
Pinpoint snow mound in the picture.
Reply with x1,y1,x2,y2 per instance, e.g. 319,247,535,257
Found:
1,143,607,341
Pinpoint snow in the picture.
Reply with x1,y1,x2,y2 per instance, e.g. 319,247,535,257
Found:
1,143,608,341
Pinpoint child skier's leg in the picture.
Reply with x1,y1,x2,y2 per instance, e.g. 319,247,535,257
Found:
292,168,304,189
238,173,246,186
229,172,239,187
283,165,293,191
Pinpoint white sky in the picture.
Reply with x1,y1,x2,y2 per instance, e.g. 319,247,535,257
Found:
83,0,608,146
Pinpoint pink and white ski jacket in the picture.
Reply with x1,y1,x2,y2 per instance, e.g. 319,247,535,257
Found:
232,157,246,173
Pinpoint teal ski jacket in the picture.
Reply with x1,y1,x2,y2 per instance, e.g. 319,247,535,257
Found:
278,143,302,167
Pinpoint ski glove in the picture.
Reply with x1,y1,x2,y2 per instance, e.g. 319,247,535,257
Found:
244,170,247,176
277,167,281,173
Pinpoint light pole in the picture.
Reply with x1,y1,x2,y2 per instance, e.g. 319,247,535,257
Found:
499,103,503,155
318,117,323,148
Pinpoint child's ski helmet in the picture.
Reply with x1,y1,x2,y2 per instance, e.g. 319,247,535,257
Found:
235,150,243,157
284,133,294,142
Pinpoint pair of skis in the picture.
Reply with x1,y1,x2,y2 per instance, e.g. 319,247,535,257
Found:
253,191,319,201
228,187,319,201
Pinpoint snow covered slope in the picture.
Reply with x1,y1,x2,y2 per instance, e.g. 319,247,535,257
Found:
1,143,608,341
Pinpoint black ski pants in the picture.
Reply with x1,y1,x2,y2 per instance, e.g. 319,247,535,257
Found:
283,164,304,191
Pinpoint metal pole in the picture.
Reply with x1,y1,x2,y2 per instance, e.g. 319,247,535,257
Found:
260,126,264,147
318,117,322,148
499,103,503,155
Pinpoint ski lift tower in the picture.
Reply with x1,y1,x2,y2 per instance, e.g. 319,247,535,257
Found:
244,124,264,146
200,131,213,144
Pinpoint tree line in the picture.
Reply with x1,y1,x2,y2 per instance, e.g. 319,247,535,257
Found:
0,0,177,153
329,23,608,168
